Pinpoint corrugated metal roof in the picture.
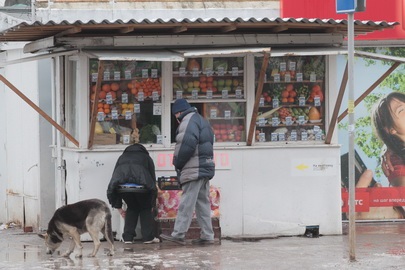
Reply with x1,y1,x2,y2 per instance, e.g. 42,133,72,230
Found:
0,17,398,42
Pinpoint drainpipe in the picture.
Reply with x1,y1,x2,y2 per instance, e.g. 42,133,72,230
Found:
31,0,35,21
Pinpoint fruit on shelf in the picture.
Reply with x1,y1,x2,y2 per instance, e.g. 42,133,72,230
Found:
308,107,321,120
308,84,324,103
187,58,201,71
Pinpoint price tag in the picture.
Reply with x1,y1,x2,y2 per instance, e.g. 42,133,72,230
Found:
259,97,265,107
97,112,105,121
301,131,308,141
111,109,118,120
156,135,163,144
206,90,213,99
142,69,149,78
273,73,280,82
217,66,225,76
289,62,296,71
299,96,306,106
152,91,159,101
192,68,199,77
290,130,297,141
103,71,110,80
272,117,280,127
134,103,140,113
284,73,291,82
296,73,303,82
298,115,305,125
271,132,278,141
222,89,229,99
205,68,213,76
191,89,199,99
210,109,217,118
125,111,132,120
224,110,231,119
153,103,162,115
310,72,316,82
315,132,322,141
280,62,287,71
232,67,239,76
272,98,279,108
235,88,243,99
259,132,266,142
285,116,293,126
314,125,321,133
123,135,130,144
106,93,113,104
176,91,183,99
91,73,98,82
114,71,120,80
137,91,144,102
278,133,286,141
314,96,321,106
124,70,132,79
151,69,158,78
121,92,128,103
258,118,266,127
179,67,186,77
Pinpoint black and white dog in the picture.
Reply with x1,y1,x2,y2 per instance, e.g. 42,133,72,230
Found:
38,199,115,258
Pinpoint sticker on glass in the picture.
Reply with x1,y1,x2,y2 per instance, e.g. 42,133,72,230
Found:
259,132,266,142
298,96,306,106
206,90,213,99
97,112,105,122
301,131,308,141
222,89,228,99
191,89,199,99
290,131,297,141
138,91,144,102
179,67,186,77
232,67,239,76
151,69,158,78
278,133,286,141
121,92,128,103
296,73,303,82
273,73,280,82
284,73,291,82
192,67,199,77
314,96,321,106
217,66,225,76
285,116,293,126
280,62,286,72
125,70,132,80
176,91,183,99
106,93,113,104
271,132,278,141
125,110,132,120
210,109,217,118
142,69,149,78
272,98,279,108
134,104,140,113
224,110,231,119
114,71,120,81
152,91,159,101
235,88,243,99
103,71,110,81
258,118,266,127
298,115,305,125
272,117,280,127
156,135,163,144
153,103,162,115
289,62,296,71
111,109,118,120
123,134,130,144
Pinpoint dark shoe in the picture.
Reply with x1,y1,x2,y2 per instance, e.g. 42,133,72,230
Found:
159,233,186,245
191,238,214,245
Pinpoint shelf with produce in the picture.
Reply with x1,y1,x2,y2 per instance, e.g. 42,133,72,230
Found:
263,80,323,84
208,117,245,120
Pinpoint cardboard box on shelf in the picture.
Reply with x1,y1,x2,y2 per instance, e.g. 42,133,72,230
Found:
93,133,119,145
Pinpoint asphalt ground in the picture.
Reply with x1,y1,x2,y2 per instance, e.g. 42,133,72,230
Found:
1,222,405,269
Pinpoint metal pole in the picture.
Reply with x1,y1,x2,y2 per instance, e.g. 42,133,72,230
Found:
347,12,356,262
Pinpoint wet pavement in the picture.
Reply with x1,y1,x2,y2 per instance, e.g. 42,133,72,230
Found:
1,222,405,269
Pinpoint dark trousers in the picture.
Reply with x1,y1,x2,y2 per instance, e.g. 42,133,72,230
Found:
121,192,156,242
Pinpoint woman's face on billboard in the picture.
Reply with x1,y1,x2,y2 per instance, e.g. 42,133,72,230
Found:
389,98,405,139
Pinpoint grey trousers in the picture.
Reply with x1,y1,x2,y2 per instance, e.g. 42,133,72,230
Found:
171,178,214,240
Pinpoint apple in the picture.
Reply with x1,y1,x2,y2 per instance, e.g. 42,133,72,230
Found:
225,79,233,87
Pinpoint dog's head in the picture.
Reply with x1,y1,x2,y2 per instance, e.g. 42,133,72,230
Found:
38,232,63,255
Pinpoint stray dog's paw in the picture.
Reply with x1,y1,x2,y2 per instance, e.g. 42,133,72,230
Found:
106,250,114,256
87,253,96,258
74,253,83,258
61,252,72,257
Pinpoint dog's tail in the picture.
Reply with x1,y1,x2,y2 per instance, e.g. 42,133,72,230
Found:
104,208,115,255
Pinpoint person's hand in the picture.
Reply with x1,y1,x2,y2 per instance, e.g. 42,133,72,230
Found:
356,169,382,188
117,208,126,218
381,148,394,177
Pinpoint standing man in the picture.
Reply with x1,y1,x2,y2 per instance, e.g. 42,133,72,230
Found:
160,99,216,245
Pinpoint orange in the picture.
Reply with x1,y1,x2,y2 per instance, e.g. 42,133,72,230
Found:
288,97,295,103
97,103,104,108
281,97,288,103
104,108,110,114
99,91,107,99
103,104,110,109
110,83,120,92
281,90,289,98
102,84,111,92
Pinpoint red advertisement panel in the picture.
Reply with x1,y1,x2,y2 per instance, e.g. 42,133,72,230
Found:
280,0,405,40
